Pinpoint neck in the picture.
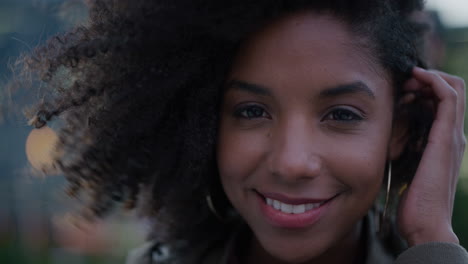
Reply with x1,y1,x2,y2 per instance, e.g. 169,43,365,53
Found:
244,220,365,264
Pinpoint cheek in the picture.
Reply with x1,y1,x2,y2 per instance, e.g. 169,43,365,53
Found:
326,131,390,198
216,121,268,198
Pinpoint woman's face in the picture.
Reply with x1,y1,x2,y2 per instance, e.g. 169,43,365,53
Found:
218,12,401,263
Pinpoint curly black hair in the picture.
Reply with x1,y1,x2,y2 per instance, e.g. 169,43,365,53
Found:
11,0,433,245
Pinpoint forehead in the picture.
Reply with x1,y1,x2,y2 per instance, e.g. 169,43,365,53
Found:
229,12,390,96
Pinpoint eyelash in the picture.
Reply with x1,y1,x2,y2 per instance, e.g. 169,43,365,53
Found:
323,108,364,122
234,104,270,120
233,104,364,123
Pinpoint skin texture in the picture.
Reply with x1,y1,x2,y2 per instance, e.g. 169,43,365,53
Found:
217,13,404,264
12,0,464,261
15,0,430,246
399,68,465,246
217,11,466,264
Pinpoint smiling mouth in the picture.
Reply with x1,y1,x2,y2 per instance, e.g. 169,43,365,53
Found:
254,190,338,228
255,190,338,215
265,198,327,214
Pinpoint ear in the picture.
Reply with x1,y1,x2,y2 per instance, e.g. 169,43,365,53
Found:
388,112,409,161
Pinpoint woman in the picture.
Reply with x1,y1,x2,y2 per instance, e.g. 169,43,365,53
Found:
15,0,468,263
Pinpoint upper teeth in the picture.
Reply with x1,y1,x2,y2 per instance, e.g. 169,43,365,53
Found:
266,198,323,214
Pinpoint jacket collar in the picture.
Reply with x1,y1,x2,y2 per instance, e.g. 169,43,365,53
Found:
126,211,397,264
212,212,396,264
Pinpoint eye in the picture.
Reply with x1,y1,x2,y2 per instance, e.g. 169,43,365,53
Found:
324,108,363,122
234,104,270,119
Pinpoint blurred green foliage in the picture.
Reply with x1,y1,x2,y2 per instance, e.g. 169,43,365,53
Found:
445,27,468,248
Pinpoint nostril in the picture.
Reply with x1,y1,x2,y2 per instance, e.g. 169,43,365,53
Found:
269,156,322,181
267,133,323,181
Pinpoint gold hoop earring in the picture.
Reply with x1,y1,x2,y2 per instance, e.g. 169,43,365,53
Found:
377,161,392,236
383,161,392,219
206,194,223,220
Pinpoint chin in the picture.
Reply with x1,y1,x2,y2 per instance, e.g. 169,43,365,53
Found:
258,236,329,264
268,248,318,264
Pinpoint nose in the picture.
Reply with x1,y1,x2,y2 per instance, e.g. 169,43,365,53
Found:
268,117,322,183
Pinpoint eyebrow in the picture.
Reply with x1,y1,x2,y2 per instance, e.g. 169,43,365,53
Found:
225,80,271,96
320,82,375,99
226,79,375,99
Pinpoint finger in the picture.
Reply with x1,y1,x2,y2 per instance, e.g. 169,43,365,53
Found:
399,92,416,105
430,70,466,91
417,71,464,195
429,70,466,133
403,78,435,98
412,67,458,143
403,78,426,92
429,71,466,195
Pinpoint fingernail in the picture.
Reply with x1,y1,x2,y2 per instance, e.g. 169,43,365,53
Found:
399,93,416,105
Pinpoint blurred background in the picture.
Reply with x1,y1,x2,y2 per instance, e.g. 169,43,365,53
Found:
0,0,467,263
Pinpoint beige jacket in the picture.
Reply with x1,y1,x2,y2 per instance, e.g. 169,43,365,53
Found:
126,213,468,264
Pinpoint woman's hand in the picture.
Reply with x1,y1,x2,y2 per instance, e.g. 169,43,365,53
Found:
398,67,466,247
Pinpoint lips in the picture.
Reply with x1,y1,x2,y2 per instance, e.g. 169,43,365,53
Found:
265,197,326,214
260,192,331,205
255,191,337,228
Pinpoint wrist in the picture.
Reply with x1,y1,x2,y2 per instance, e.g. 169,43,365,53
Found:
406,227,460,247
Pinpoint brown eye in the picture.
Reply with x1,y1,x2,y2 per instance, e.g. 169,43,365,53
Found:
234,105,270,119
325,108,363,122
